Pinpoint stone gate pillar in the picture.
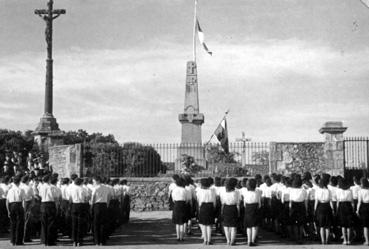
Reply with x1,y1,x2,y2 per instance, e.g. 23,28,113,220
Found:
319,121,347,176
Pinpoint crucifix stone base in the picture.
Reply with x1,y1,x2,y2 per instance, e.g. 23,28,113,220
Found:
33,114,64,156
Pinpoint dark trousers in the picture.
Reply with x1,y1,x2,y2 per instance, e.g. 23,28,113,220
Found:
0,198,9,232
9,202,24,245
23,200,32,241
59,200,70,237
93,203,107,245
72,203,85,244
41,202,57,245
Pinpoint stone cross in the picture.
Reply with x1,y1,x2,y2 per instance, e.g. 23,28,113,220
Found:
35,0,65,116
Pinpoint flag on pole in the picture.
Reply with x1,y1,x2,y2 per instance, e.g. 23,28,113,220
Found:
196,19,213,56
360,0,369,8
214,118,229,153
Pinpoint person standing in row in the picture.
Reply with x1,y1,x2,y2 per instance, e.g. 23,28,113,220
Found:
171,177,189,241
20,175,34,243
314,176,333,245
69,177,89,247
0,176,11,233
356,177,369,245
6,176,25,246
289,177,307,244
91,176,111,246
197,178,216,245
220,178,240,246
337,178,354,245
242,178,261,247
38,175,61,246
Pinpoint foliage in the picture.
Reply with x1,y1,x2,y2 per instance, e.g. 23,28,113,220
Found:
206,144,238,163
119,142,166,177
251,150,269,165
179,154,204,175
64,129,118,145
212,163,248,177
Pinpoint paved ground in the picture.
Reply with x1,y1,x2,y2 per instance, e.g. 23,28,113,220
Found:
0,211,367,249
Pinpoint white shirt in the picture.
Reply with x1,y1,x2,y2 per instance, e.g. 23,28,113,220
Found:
281,187,291,203
196,188,216,206
315,187,331,203
61,184,69,200
270,182,283,199
0,183,9,199
6,184,25,203
122,185,130,196
69,184,89,203
39,183,60,202
168,182,176,194
171,186,188,202
358,189,369,203
350,184,361,200
289,188,307,202
240,189,260,205
328,185,338,202
307,187,315,201
220,190,240,205
91,184,111,204
261,185,273,198
337,189,353,202
20,183,34,201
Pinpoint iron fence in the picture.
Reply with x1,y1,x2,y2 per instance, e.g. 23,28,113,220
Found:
82,142,270,178
344,137,369,170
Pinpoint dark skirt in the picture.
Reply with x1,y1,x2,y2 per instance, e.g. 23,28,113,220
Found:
184,203,192,222
222,205,238,227
280,202,291,226
359,203,369,227
307,200,315,223
290,202,306,226
262,197,272,219
172,201,187,225
315,202,332,228
271,197,281,219
337,201,354,228
199,202,214,225
244,203,260,228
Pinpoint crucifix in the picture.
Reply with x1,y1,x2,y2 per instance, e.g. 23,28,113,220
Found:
35,0,66,117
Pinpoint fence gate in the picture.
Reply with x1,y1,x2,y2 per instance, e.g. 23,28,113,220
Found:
343,137,369,180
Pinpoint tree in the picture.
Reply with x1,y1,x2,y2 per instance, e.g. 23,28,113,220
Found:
179,154,204,175
206,144,238,164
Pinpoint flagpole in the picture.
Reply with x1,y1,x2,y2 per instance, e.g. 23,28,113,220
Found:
193,0,197,62
205,109,230,146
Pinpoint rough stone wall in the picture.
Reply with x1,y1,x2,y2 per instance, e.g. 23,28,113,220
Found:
128,178,171,212
269,142,326,175
49,144,82,177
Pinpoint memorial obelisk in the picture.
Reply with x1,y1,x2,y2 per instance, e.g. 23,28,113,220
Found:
33,0,65,154
177,0,206,170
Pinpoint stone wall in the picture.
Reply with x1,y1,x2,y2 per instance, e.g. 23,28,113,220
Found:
49,144,83,178
269,142,326,175
127,178,171,212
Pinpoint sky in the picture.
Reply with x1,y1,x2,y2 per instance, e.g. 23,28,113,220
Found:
0,0,369,144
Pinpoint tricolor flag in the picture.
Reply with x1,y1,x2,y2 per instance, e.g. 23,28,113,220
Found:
360,0,369,8
196,19,213,56
214,118,229,153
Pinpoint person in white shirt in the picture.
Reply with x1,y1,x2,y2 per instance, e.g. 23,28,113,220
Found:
171,177,190,241
6,176,26,246
289,177,307,243
280,177,292,239
196,178,216,245
314,176,333,245
351,176,361,210
220,178,240,246
337,178,354,245
168,175,180,211
184,175,196,235
59,178,70,237
120,179,131,224
0,176,11,233
91,176,111,246
261,176,273,229
356,177,369,245
38,175,60,246
241,178,261,246
70,177,89,247
20,175,34,243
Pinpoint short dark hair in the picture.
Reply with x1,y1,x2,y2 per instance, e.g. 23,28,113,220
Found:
318,177,328,188
208,177,214,186
42,175,50,183
75,178,83,186
175,177,185,188
70,174,78,181
242,178,248,188
13,176,21,185
93,175,102,183
200,178,210,189
247,178,257,191
225,178,238,192
120,179,127,185
292,178,302,188
214,177,222,187
330,176,338,186
21,175,29,183
338,178,350,190
172,174,180,181
62,178,70,185
361,177,369,189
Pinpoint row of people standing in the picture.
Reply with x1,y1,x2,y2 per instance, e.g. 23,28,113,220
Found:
169,173,369,246
1,173,131,246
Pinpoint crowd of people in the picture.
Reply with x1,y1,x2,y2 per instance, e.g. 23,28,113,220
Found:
169,172,369,246
0,166,131,246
